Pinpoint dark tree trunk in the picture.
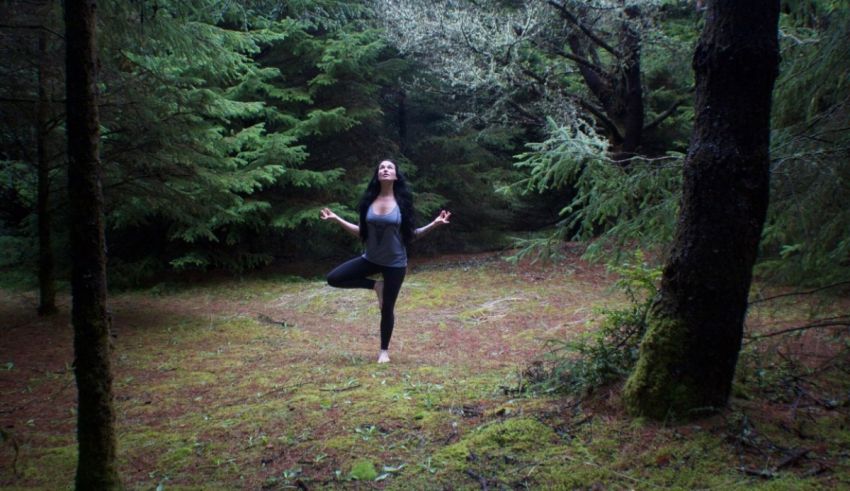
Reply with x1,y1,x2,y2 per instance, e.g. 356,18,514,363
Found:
65,0,121,487
566,13,644,159
397,89,407,152
623,0,780,419
616,6,644,159
37,25,57,316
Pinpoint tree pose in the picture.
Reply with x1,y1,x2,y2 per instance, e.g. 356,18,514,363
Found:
321,160,451,363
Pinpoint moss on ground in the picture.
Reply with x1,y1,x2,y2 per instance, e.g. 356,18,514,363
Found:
1,255,848,489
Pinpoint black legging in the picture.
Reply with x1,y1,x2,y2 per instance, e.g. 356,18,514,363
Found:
326,257,407,350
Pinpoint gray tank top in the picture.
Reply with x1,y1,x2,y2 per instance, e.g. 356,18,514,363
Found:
362,204,407,267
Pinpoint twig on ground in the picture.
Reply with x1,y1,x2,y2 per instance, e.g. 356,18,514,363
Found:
776,448,810,470
750,281,850,305
464,469,489,490
319,383,361,392
744,318,850,342
739,466,776,479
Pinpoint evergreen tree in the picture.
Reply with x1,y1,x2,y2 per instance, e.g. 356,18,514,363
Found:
759,1,850,285
623,0,781,419
0,0,64,304
65,0,121,486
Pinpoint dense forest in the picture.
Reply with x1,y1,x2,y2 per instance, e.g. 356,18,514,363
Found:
2,0,846,288
1,0,849,488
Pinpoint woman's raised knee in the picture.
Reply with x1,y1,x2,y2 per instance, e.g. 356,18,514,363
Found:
326,273,340,287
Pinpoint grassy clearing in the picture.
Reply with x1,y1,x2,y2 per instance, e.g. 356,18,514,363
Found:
0,252,848,489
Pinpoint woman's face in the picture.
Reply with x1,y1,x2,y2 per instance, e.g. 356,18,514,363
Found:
377,160,397,182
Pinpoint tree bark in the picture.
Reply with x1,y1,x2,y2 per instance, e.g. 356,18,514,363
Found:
616,6,644,159
623,0,780,419
37,22,57,316
65,0,121,487
564,10,644,159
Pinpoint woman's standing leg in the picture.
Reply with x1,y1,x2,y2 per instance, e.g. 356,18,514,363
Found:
378,266,407,362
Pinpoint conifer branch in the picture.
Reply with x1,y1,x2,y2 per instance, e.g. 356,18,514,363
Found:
575,99,622,142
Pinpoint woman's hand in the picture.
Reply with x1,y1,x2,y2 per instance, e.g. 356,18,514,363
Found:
414,210,452,239
321,207,360,237
434,210,451,226
320,207,338,221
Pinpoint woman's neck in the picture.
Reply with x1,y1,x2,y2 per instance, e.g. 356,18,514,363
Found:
378,181,394,198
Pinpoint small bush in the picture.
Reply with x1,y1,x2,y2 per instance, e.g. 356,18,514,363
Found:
531,251,661,395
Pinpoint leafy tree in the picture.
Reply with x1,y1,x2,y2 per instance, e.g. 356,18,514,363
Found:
623,0,781,419
372,0,695,157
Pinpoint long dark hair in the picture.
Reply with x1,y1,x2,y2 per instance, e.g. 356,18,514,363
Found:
358,160,416,246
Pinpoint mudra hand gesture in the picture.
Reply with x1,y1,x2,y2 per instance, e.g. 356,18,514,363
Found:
320,208,339,221
434,210,451,226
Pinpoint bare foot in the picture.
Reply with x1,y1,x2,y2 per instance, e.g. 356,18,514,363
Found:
377,350,390,364
374,280,384,310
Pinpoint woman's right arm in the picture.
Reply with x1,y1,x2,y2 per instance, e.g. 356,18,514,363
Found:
321,208,360,238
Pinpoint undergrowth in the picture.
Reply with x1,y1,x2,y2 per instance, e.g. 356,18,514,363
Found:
530,251,661,395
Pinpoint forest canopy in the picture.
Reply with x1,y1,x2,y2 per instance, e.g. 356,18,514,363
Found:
1,0,847,287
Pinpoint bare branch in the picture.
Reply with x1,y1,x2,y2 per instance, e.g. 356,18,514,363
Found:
533,39,605,75
546,0,620,57
643,98,687,133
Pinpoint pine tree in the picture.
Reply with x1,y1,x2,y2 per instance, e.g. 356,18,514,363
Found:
65,0,121,486
623,0,781,419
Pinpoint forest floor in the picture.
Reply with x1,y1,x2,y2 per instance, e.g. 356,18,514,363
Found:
1,249,849,490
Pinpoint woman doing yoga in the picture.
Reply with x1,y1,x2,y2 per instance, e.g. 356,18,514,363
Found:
320,159,451,363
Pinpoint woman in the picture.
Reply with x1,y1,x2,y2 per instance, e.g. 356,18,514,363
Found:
320,159,451,363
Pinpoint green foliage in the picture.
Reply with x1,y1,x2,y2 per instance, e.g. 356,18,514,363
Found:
759,5,850,285
504,119,682,263
95,2,316,272
349,459,378,480
532,251,661,395
405,122,520,254
87,0,403,275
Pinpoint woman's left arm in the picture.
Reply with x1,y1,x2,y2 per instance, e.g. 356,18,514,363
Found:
415,210,451,239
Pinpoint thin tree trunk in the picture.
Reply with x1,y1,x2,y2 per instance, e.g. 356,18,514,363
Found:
623,0,780,419
37,23,57,316
65,0,121,487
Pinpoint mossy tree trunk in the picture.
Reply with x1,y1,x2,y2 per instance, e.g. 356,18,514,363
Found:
623,0,780,419
65,0,121,487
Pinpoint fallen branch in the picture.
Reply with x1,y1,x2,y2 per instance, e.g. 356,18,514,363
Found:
256,313,293,328
750,281,850,305
776,448,810,470
464,469,489,490
745,320,850,342
220,381,308,408
739,466,776,479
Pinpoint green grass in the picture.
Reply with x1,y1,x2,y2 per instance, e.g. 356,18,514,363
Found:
1,254,848,489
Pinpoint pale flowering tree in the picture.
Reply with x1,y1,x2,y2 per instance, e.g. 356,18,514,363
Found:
374,0,575,127
372,0,692,159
